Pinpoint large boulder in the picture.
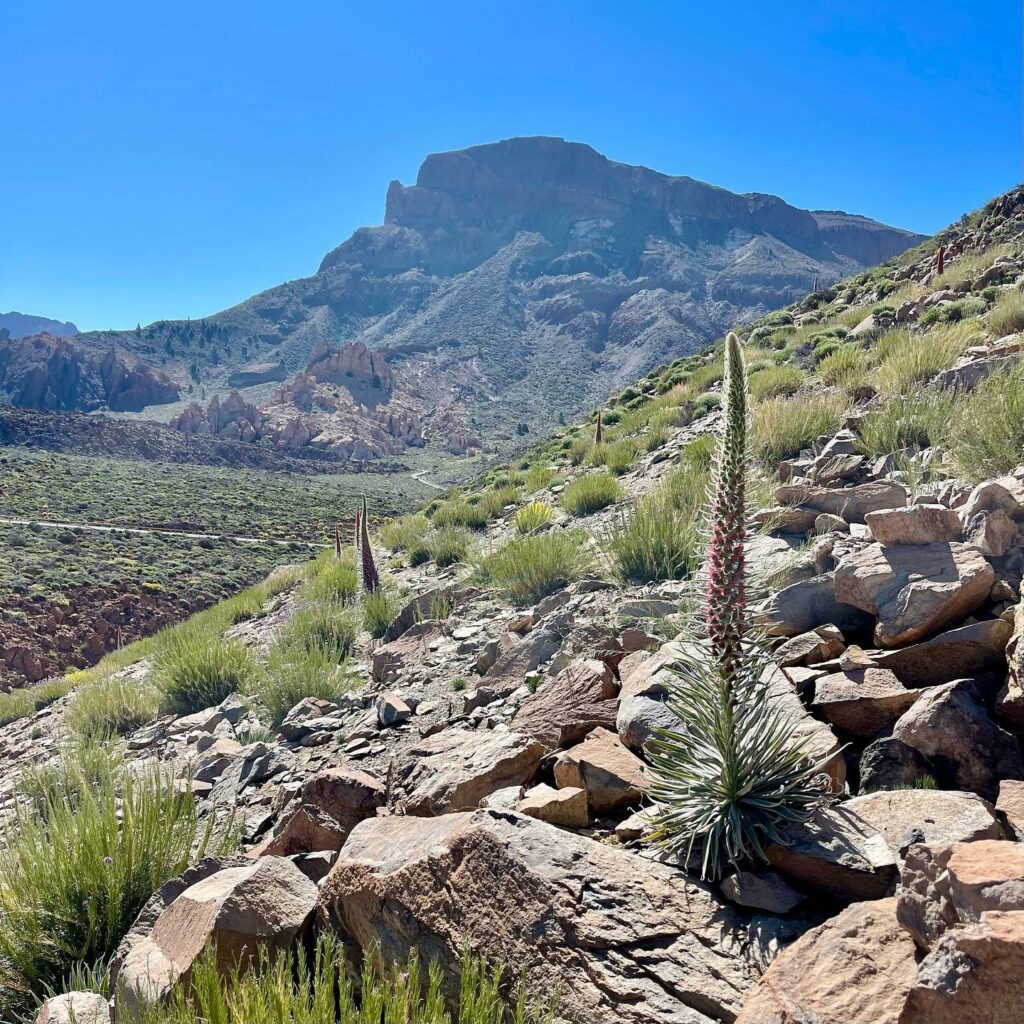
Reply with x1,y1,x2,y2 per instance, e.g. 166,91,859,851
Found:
35,994,110,1024
859,736,936,793
735,898,918,1024
999,598,1024,725
872,618,1011,686
616,643,682,750
114,857,317,1009
834,542,995,648
864,503,962,546
512,659,619,751
755,574,873,638
811,667,922,738
891,680,1024,801
398,728,544,815
320,809,765,1024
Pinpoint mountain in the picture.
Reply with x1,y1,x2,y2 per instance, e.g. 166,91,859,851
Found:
0,311,79,339
1,137,925,457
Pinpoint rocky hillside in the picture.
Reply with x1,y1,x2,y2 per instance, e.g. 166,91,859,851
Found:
2,187,1023,1023
2,137,923,460
0,311,78,340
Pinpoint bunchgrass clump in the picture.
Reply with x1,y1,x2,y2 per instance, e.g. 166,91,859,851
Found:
513,501,555,534
154,631,258,717
277,601,360,661
65,673,161,738
136,934,555,1024
948,366,1024,479
606,493,703,583
305,552,359,604
874,322,979,394
855,389,954,458
19,736,125,818
0,762,228,1019
432,498,488,531
256,643,356,727
378,513,431,553
748,364,803,401
0,678,72,728
477,485,521,520
816,345,869,389
426,525,473,568
363,588,398,639
988,287,1024,338
523,464,557,493
560,473,624,516
475,531,596,606
588,438,637,475
751,393,843,467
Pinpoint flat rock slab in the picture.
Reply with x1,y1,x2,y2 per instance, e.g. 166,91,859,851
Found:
516,783,589,827
872,618,1011,686
735,898,918,1024
865,503,962,546
511,658,618,751
720,871,803,914
775,480,907,524
835,542,995,648
36,993,110,1024
811,667,922,738
846,789,1003,855
399,728,544,816
755,573,873,638
765,807,898,902
321,809,765,1024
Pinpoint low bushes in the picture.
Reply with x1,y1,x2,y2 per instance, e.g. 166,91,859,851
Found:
65,673,161,738
560,473,624,516
432,498,488,531
855,389,954,457
513,501,555,534
988,287,1024,338
378,513,430,553
0,762,228,1020
948,366,1024,480
523,464,557,493
305,553,359,604
425,525,474,568
752,393,843,466
748,364,803,401
606,493,702,583
154,631,259,717
475,531,596,606
257,643,356,726
587,439,637,475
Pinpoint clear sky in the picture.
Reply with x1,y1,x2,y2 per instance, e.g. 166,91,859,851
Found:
3,1,1021,331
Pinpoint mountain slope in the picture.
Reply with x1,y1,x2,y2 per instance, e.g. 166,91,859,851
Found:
2,137,925,458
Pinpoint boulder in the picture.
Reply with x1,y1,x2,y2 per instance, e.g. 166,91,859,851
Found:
399,728,544,815
872,618,1012,686
774,480,907,523
964,508,1018,557
719,871,804,914
765,807,898,902
263,805,348,856
960,477,1024,521
811,667,922,738
896,840,1024,949
553,727,648,813
859,737,938,793
515,783,589,827
376,690,413,726
899,910,1024,1024
299,767,386,833
865,503,962,546
35,993,110,1024
511,659,618,751
115,857,317,1008
772,627,846,668
755,573,873,637
735,898,918,1024
845,790,1003,855
834,542,995,647
998,599,1024,725
892,680,1024,801
615,641,681,750
997,780,1024,840
320,809,762,1024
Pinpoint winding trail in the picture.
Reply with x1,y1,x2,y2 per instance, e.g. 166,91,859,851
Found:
0,516,327,549
411,470,446,492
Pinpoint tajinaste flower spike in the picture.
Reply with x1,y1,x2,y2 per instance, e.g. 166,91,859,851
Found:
594,408,604,446
359,495,380,593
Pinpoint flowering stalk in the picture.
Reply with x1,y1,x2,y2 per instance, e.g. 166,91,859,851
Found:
359,495,380,593
594,408,604,446
705,332,748,693
935,245,945,276
334,524,342,558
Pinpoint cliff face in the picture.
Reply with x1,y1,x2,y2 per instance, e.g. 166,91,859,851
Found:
3,138,925,453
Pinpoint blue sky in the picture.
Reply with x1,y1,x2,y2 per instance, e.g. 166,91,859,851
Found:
2,1,1020,331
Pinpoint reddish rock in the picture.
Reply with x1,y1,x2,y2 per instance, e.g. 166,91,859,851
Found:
553,727,648,812
865,503,963,546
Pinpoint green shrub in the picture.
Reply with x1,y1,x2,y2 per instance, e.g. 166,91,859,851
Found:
363,588,398,639
606,493,703,583
816,345,869,388
432,499,488,530
154,631,258,717
475,531,596,606
748,365,803,401
426,525,473,568
19,737,125,818
0,763,228,1019
856,389,954,457
752,394,843,466
477,485,521,520
378,513,430,553
691,392,721,417
988,288,1024,338
588,438,637,475
66,673,161,738
305,553,358,604
687,359,724,392
560,473,624,516
568,436,592,466
874,323,979,394
513,500,555,534
948,366,1024,479
137,934,554,1024
257,643,355,727
523,464,557,493
278,601,359,661
0,678,71,728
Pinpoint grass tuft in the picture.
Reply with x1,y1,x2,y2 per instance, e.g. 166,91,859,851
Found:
560,473,624,516
154,632,258,717
475,531,596,606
